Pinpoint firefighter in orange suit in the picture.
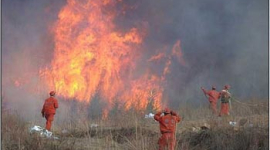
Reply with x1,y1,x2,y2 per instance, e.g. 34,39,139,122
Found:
41,91,58,131
201,86,221,115
154,108,181,150
219,85,231,116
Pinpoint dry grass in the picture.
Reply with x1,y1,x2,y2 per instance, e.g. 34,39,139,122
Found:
2,100,269,150
177,126,268,150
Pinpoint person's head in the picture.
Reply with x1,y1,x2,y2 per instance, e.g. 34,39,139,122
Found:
212,85,216,90
224,85,230,90
164,108,171,115
49,91,56,96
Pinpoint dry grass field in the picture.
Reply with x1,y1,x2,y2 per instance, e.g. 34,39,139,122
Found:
2,100,268,150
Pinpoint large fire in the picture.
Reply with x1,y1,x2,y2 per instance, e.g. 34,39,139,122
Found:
40,0,185,116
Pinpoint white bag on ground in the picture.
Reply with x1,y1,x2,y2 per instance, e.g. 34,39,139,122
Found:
29,125,58,139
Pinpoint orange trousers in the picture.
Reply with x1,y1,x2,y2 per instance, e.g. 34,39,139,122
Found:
158,133,176,150
45,114,54,131
209,101,217,115
219,103,229,116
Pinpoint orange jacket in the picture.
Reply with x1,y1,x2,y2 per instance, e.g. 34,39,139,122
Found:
202,89,220,103
154,111,181,134
41,97,58,115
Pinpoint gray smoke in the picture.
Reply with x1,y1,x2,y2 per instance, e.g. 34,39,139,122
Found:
117,0,268,108
2,0,268,120
2,0,66,122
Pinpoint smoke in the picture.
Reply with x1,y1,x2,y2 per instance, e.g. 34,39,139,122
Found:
3,0,268,120
2,0,66,122
114,0,268,108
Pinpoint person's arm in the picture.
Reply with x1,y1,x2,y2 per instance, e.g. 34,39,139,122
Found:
54,99,59,109
227,91,231,98
171,111,181,123
201,87,209,96
154,111,162,122
41,103,45,117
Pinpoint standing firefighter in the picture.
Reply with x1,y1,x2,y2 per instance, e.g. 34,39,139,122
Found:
154,108,181,150
41,91,59,131
201,86,221,115
219,85,231,116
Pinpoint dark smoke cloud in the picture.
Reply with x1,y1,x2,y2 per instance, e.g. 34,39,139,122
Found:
2,0,268,120
116,0,268,108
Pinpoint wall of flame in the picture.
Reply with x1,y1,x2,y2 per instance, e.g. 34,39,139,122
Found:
39,0,185,117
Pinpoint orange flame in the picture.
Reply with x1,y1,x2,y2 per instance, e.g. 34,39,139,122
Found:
148,53,166,62
40,0,186,115
172,40,186,66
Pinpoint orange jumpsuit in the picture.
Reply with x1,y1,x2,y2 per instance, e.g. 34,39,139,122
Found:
154,111,181,150
202,89,220,115
41,97,58,131
219,90,231,116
